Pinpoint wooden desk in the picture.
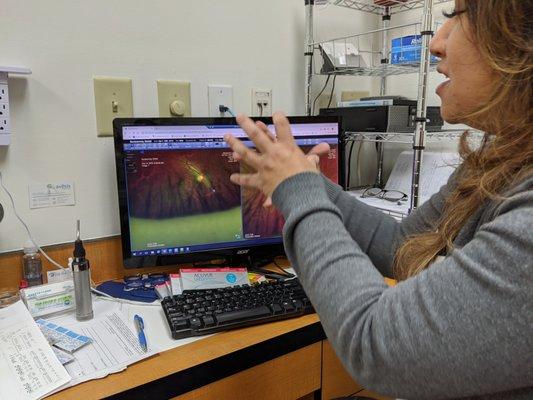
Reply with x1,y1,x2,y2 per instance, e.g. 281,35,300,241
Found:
49,315,325,400
1,237,390,400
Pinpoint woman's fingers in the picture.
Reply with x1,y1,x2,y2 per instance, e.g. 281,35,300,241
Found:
236,114,273,153
307,154,320,166
255,121,276,142
229,172,260,189
272,112,296,146
224,134,261,168
262,197,273,208
308,142,330,157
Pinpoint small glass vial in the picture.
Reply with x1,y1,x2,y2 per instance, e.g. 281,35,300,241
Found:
22,240,43,286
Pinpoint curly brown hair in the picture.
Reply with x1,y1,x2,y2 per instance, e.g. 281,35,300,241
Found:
394,0,533,280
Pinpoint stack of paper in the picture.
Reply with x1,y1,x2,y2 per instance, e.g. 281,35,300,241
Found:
0,301,71,400
48,305,158,391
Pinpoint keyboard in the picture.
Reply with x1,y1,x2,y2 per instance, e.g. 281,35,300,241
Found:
161,279,314,339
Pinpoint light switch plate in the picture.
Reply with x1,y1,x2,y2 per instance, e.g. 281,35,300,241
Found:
157,80,191,117
208,85,233,117
93,76,133,137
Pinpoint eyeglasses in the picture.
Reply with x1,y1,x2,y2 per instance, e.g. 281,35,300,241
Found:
361,187,408,202
123,273,168,291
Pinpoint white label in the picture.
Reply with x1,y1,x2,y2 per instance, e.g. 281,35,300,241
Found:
28,181,75,209
47,268,73,283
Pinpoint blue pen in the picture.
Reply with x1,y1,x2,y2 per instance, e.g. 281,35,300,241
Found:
134,314,148,352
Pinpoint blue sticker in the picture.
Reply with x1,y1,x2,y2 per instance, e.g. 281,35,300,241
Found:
226,273,237,283
66,331,79,338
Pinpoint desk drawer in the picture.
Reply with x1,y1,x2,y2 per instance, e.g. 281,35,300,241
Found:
172,342,321,400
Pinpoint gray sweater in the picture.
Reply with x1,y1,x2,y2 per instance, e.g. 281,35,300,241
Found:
272,171,533,400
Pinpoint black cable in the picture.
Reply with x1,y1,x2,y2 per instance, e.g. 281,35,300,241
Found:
272,258,295,278
346,139,355,189
311,74,331,115
326,74,337,108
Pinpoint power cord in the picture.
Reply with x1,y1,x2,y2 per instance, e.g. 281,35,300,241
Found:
326,74,337,108
311,74,331,116
219,105,236,117
90,287,162,307
0,171,67,270
0,172,161,307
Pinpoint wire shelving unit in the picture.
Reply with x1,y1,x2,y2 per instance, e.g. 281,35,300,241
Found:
305,0,453,211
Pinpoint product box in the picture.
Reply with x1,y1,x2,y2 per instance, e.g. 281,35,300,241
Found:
391,35,438,64
20,280,75,317
169,273,183,296
179,268,250,290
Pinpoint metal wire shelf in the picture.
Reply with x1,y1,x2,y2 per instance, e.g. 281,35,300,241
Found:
313,22,440,77
344,129,482,144
312,63,434,77
329,0,452,15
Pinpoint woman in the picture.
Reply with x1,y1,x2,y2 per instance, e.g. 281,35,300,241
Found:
225,1,532,399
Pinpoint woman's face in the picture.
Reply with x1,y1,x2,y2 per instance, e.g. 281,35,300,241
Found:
430,9,495,126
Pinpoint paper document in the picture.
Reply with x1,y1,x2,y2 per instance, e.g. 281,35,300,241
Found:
349,151,460,218
385,151,460,204
55,310,157,389
0,301,71,400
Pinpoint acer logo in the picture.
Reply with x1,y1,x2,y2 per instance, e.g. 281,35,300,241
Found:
236,249,250,255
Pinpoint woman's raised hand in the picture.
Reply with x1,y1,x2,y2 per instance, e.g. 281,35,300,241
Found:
224,112,329,200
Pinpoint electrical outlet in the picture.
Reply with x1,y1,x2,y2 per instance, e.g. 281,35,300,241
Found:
341,90,370,102
208,85,233,117
251,88,272,117
0,81,9,134
157,80,191,117
93,76,133,137
0,105,9,133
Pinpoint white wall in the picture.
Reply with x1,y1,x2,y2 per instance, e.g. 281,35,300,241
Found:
0,0,379,252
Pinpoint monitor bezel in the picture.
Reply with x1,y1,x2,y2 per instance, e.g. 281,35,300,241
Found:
113,116,342,269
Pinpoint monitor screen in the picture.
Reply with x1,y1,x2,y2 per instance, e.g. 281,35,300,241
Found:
113,116,341,268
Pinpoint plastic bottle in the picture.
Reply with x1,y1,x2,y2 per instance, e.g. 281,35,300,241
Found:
22,240,43,286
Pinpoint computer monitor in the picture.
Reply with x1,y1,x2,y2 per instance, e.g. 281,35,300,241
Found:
113,116,341,268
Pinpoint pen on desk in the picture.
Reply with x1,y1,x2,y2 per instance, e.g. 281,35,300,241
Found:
134,314,148,352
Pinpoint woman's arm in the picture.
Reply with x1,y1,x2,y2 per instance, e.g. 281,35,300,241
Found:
273,172,533,400
320,174,455,278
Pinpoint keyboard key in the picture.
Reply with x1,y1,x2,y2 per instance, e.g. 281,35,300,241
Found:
216,306,271,324
190,317,203,329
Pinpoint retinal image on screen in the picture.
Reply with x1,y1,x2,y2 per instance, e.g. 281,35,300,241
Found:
120,122,339,256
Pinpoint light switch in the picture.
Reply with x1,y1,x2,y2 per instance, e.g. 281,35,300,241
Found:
157,80,191,117
93,76,133,137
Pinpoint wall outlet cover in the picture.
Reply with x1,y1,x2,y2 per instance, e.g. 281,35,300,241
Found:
157,80,191,117
93,76,133,137
208,85,233,117
251,88,272,117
